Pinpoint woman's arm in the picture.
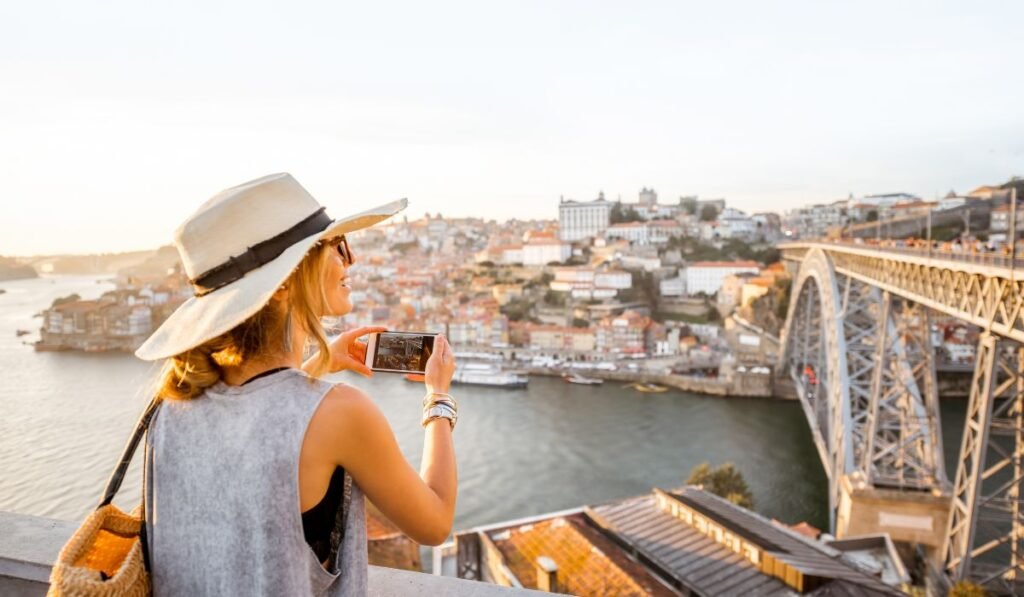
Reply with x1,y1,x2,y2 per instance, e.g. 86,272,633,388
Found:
304,335,458,545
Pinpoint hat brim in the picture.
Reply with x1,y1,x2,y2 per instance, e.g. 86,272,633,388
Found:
134,197,407,361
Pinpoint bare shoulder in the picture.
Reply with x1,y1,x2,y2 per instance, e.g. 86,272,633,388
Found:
307,383,391,462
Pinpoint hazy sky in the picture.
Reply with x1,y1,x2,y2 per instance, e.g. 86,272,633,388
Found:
2,1,1022,255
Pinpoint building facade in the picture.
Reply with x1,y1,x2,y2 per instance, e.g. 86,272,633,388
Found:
559,194,613,241
685,261,760,296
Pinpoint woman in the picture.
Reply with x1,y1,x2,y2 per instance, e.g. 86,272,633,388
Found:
134,173,458,596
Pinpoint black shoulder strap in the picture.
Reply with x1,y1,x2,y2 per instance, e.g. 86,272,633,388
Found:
98,396,163,508
326,470,354,573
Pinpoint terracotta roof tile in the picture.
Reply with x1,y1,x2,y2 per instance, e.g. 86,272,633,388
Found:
490,514,674,596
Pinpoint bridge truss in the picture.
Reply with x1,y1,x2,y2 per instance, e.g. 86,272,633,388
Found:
781,249,946,530
782,243,1024,592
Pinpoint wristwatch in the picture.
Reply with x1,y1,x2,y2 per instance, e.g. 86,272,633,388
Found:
423,403,458,431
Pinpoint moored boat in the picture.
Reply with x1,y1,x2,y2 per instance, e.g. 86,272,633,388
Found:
631,382,668,393
453,362,528,388
563,373,603,385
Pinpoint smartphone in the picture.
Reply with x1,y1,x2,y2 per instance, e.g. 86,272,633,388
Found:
365,332,438,374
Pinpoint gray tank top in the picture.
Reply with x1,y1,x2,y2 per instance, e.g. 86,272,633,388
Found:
144,368,368,596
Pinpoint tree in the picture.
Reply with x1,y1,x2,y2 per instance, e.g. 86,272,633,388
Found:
544,289,566,306
699,204,718,222
866,210,879,223
52,293,81,307
611,202,643,224
686,462,755,509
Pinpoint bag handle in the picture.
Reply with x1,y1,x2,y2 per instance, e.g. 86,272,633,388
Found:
98,396,163,508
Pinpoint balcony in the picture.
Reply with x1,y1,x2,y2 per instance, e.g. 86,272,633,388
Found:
0,511,545,596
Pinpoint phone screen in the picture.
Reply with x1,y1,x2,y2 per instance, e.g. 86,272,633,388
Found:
372,332,436,373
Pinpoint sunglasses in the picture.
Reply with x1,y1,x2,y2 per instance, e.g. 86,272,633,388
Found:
325,235,355,266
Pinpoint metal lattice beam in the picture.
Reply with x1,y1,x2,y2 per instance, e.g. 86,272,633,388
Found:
942,334,1024,593
781,242,1024,345
860,295,945,489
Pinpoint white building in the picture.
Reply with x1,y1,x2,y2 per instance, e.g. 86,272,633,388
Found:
659,275,687,297
522,239,571,266
559,193,613,241
685,261,760,295
785,202,847,238
990,204,1024,232
550,267,631,298
717,208,757,240
594,270,631,289
605,220,682,245
605,222,649,245
502,245,524,264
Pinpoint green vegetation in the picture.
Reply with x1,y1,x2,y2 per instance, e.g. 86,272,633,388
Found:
667,237,780,265
610,202,643,224
929,224,964,242
686,462,755,509
51,293,82,307
544,289,566,307
655,310,716,324
572,317,590,328
700,204,718,221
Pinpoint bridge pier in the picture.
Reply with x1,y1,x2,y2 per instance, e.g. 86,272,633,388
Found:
837,472,950,559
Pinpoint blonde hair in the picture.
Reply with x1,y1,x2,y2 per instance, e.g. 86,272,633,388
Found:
153,242,335,401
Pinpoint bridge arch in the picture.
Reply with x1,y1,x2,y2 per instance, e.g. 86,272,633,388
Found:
781,247,946,534
780,248,855,527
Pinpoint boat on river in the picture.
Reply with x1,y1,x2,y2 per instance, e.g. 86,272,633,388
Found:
563,373,603,385
453,362,528,388
631,382,668,393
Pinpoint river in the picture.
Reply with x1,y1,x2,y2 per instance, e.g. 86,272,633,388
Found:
0,274,969,533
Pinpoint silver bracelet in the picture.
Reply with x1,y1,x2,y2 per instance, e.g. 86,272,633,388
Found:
422,402,457,430
422,391,453,406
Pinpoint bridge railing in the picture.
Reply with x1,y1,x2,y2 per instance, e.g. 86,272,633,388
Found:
785,238,1024,270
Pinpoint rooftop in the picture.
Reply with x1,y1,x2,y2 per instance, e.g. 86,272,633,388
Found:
489,513,675,596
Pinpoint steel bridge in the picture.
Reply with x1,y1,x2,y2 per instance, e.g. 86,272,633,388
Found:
780,240,1024,593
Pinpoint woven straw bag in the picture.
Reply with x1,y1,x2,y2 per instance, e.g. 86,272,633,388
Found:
48,398,161,597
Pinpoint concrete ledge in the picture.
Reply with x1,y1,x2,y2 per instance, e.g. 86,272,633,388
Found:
0,511,545,596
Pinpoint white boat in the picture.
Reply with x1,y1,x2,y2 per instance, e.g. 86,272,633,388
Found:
452,362,528,388
563,374,603,385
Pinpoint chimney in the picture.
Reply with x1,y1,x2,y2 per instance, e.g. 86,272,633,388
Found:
535,556,558,592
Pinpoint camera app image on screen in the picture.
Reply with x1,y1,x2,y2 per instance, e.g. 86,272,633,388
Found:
372,333,436,373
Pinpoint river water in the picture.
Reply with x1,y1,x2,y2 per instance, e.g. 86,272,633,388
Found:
0,275,970,533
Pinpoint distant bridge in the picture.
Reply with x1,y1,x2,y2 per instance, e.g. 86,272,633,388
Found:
780,240,1024,593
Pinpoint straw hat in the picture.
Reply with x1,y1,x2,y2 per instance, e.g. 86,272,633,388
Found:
134,172,407,361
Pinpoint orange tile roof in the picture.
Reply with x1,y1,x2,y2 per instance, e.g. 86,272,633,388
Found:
491,514,674,596
366,502,402,540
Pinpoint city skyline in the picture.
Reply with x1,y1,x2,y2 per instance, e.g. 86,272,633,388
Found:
2,0,1022,255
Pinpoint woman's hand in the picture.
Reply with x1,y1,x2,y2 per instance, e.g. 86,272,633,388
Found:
424,335,456,393
328,326,388,376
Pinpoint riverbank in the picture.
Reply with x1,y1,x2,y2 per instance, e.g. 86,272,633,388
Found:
525,367,793,399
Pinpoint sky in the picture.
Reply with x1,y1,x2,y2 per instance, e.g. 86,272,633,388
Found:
1,0,1022,256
